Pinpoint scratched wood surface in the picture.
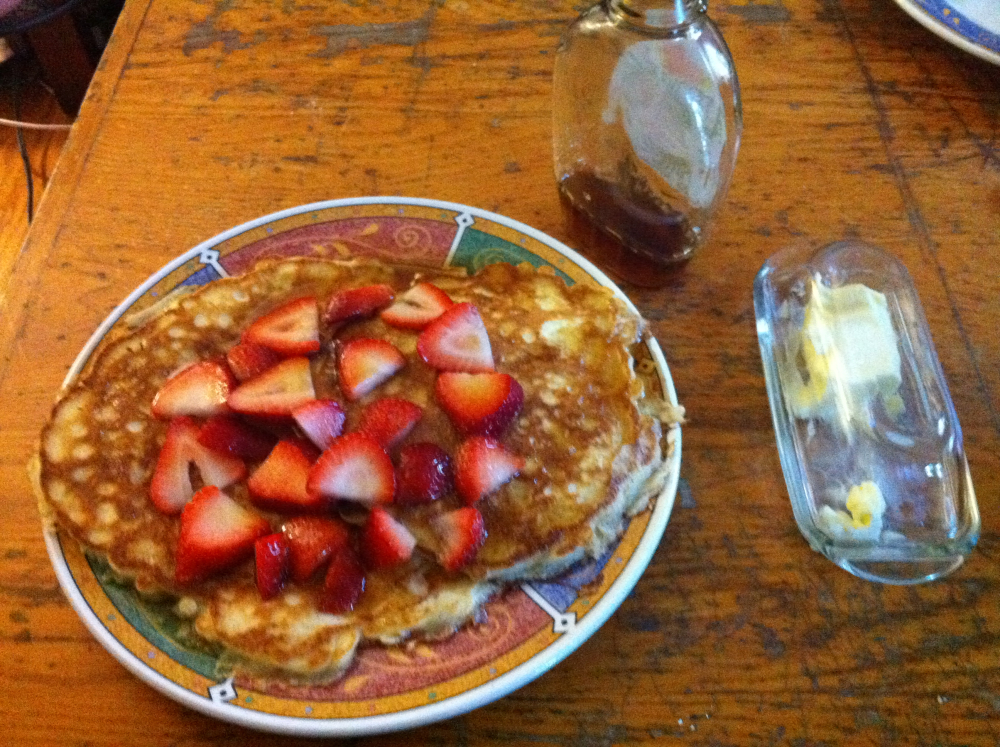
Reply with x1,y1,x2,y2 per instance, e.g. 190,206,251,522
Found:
2,0,999,744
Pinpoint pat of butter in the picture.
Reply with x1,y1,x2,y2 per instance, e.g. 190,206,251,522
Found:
818,480,886,542
786,280,902,424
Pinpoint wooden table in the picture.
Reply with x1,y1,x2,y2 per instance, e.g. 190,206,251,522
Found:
3,0,999,743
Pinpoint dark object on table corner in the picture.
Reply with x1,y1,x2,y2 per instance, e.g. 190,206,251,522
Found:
1,0,124,222
0,0,125,116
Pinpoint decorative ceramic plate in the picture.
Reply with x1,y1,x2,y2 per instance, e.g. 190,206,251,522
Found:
43,197,682,736
894,0,1000,66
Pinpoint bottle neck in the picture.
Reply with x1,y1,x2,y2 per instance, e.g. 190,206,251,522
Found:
606,0,707,29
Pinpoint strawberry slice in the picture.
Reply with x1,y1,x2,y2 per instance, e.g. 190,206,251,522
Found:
151,418,203,514
362,507,417,569
417,302,494,373
396,443,452,506
292,399,346,451
454,436,524,505
198,414,277,462
193,439,250,489
248,440,326,513
320,545,366,614
435,372,524,437
338,338,405,401
243,297,320,356
227,356,315,417
433,507,486,572
282,516,351,583
151,360,235,419
306,433,395,506
175,486,271,585
226,342,282,383
357,397,423,450
255,532,290,601
151,417,246,515
380,282,454,330
325,284,395,325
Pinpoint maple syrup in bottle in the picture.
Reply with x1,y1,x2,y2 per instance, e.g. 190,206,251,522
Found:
558,169,697,287
553,0,742,286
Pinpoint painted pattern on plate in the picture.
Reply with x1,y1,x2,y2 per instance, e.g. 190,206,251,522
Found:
53,200,672,722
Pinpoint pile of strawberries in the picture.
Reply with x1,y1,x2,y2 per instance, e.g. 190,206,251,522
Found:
148,281,525,613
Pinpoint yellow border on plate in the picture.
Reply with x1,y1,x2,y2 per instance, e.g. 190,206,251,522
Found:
62,443,655,717
231,511,652,718
54,198,672,723
63,540,216,693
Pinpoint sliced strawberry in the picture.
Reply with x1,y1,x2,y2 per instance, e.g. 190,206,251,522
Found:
151,418,200,514
357,397,423,450
198,414,277,462
282,516,351,583
151,417,246,515
454,436,524,505
243,297,320,356
175,486,271,585
435,372,524,437
292,399,346,451
307,433,395,506
151,360,235,419
433,507,486,572
417,302,494,373
227,356,315,417
248,440,327,513
380,282,454,330
361,507,416,569
255,532,290,601
337,338,405,401
320,545,366,614
325,284,395,325
289,436,322,462
396,443,452,506
193,439,249,489
226,342,282,383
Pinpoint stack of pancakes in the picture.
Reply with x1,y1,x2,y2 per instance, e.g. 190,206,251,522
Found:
34,258,681,682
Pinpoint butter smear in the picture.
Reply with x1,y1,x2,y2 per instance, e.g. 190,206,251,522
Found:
784,280,902,427
817,481,887,542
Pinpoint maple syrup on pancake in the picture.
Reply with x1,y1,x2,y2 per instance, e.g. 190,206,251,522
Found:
558,170,697,288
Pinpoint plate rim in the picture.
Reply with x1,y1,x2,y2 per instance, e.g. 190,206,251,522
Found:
43,196,682,736
893,0,1000,66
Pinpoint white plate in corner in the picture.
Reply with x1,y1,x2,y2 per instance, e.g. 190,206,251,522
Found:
894,0,1000,66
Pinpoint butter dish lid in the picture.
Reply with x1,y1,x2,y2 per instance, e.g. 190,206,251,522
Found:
753,241,979,584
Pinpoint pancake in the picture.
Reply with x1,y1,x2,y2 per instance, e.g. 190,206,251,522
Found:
35,257,681,682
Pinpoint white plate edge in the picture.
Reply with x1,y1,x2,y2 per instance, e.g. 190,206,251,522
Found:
893,0,1000,66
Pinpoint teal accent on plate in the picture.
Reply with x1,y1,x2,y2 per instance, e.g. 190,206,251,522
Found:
86,552,219,678
450,228,574,285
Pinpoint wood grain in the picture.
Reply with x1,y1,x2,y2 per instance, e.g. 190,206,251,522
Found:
2,0,999,744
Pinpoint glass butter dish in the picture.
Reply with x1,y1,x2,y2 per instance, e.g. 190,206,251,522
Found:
754,241,979,584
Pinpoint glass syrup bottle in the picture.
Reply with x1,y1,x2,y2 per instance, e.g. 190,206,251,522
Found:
553,0,742,286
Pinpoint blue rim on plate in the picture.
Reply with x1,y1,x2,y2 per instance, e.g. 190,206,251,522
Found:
894,0,1000,66
42,197,682,736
